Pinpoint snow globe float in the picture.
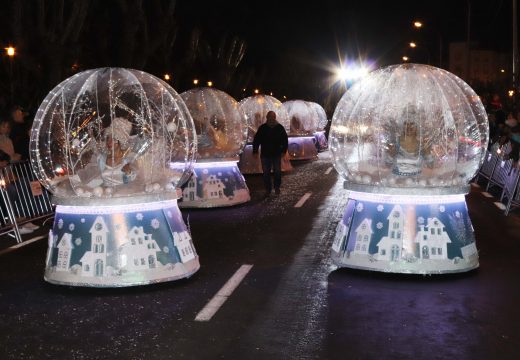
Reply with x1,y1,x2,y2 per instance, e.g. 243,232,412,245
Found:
308,101,329,151
238,95,293,174
283,100,319,160
179,87,249,208
31,68,199,287
329,64,488,274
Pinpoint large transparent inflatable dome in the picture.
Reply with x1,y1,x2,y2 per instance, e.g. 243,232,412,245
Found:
180,87,247,160
330,64,488,189
239,95,290,143
283,100,319,135
308,102,328,130
30,68,196,199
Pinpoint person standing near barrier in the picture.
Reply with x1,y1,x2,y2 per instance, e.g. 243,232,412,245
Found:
252,111,288,197
0,150,39,234
0,118,21,161
9,105,30,160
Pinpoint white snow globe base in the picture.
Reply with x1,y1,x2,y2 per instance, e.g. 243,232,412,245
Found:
331,184,479,274
313,131,328,152
179,160,250,208
288,136,318,161
44,195,199,287
238,144,293,174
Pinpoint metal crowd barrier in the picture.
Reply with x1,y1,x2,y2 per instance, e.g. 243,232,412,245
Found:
0,160,54,243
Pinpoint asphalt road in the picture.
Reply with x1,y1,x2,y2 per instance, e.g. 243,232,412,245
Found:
1,152,520,360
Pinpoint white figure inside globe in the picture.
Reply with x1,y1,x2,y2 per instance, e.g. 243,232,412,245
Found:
330,64,488,189
30,68,196,198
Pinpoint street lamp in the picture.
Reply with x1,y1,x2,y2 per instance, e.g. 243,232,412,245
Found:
409,42,417,48
207,81,213,87
413,20,443,67
402,56,409,62
254,89,259,94
193,79,199,85
5,46,15,103
164,74,171,81
413,21,423,28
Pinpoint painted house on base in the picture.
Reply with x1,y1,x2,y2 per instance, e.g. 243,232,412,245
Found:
415,217,451,260
377,204,404,261
56,233,73,271
202,174,225,199
119,226,161,271
173,231,196,263
80,216,109,277
353,218,373,255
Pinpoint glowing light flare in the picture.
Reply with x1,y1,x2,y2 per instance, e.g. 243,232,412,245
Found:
409,42,417,48
402,56,409,62
413,21,423,28
164,74,171,81
207,81,213,87
508,90,514,97
335,65,369,82
500,69,505,73
5,46,15,57
254,89,260,94
193,79,199,85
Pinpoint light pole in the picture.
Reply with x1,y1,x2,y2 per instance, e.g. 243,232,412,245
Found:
5,46,15,103
413,20,443,68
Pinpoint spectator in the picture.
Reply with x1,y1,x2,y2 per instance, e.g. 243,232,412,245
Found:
253,111,288,196
9,105,30,160
0,118,21,161
0,150,39,234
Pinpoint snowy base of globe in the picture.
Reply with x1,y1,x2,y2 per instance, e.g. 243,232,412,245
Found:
288,136,319,161
238,144,293,174
313,131,328,152
331,191,479,274
44,199,199,287
179,161,250,208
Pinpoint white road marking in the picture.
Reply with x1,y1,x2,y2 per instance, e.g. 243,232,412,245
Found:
195,264,253,322
494,202,506,210
325,167,333,175
0,235,46,256
481,192,493,198
294,192,312,208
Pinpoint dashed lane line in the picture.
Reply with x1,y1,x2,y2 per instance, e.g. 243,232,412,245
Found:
294,192,312,208
195,264,253,322
0,235,46,256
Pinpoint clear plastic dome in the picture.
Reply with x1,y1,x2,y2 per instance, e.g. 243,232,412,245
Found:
330,64,488,189
30,68,196,199
180,87,247,160
283,100,319,135
239,95,290,143
307,102,328,130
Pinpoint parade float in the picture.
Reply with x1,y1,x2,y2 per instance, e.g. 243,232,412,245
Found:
31,68,199,287
238,94,293,174
179,87,249,207
283,100,319,160
308,101,329,151
329,64,488,274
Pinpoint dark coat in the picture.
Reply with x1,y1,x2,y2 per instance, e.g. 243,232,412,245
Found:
252,123,288,158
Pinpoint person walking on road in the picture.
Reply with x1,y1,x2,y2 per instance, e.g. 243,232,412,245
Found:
252,111,288,196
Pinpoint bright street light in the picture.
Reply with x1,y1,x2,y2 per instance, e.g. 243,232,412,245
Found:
164,74,171,81
402,56,409,62
335,64,369,82
413,21,423,28
409,42,417,48
254,89,259,94
193,79,199,85
207,81,213,87
5,46,15,57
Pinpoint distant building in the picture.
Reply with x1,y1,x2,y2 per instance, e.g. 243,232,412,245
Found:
353,218,372,255
449,42,509,85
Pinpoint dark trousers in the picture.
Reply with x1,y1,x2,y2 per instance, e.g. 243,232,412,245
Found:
261,156,282,192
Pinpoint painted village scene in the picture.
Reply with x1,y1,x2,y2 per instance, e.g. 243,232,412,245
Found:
45,204,198,286
180,165,250,207
332,199,479,274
